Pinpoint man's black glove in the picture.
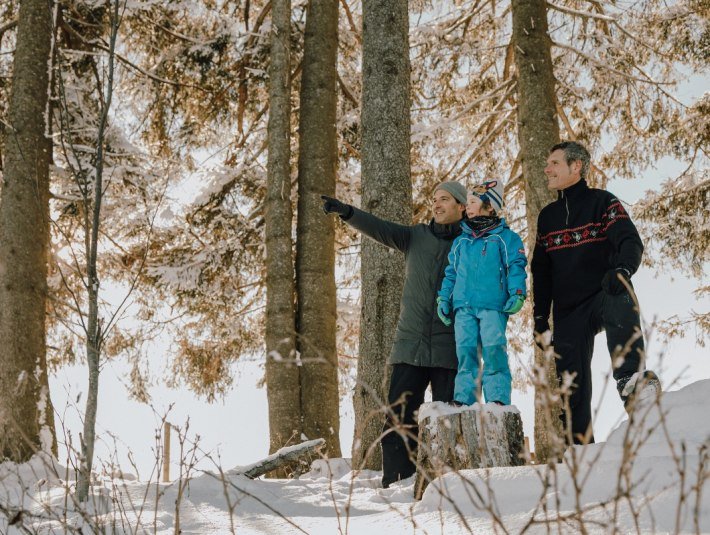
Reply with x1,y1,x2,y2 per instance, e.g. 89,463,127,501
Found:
601,268,631,295
321,195,353,219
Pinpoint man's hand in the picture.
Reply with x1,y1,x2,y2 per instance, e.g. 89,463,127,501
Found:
436,296,452,326
601,267,631,295
321,195,353,218
503,294,525,315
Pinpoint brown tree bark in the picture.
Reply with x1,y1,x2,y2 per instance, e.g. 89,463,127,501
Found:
511,0,564,463
265,0,302,476
352,0,412,471
0,0,55,461
295,0,341,458
415,407,525,499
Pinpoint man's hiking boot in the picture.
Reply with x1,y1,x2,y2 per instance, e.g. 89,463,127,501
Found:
617,370,661,412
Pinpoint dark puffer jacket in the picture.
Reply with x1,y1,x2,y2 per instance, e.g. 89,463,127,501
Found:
344,207,461,369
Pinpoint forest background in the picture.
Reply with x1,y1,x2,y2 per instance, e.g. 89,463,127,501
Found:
0,0,707,482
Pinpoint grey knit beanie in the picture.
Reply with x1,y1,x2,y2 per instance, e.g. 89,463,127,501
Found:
434,181,467,204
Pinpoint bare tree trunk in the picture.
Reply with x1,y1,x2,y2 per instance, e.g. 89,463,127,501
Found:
352,0,412,471
0,0,55,461
295,0,341,458
265,0,302,477
76,0,118,502
511,0,563,463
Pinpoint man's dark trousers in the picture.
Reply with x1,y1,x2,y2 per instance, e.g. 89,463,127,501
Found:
381,363,456,487
553,289,644,444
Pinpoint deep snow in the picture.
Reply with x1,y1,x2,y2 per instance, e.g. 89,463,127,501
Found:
2,380,709,534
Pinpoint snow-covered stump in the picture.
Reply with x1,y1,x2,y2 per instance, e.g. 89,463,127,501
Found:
414,403,525,500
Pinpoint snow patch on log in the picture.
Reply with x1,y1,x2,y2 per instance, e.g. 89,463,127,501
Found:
229,438,325,479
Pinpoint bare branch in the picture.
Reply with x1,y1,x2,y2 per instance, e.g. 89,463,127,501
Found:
0,17,17,43
552,40,671,86
546,2,616,21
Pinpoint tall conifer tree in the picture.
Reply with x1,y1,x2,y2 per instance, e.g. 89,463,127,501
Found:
0,0,55,460
511,0,564,462
352,0,412,470
265,0,302,471
295,0,342,458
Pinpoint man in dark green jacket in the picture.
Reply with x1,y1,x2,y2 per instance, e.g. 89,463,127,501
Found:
322,181,466,488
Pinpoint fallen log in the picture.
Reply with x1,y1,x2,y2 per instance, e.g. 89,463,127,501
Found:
415,403,525,499
230,438,326,479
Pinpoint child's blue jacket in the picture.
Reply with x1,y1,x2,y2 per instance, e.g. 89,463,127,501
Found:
438,218,528,311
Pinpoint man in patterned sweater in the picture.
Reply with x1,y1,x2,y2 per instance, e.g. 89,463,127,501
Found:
531,141,660,444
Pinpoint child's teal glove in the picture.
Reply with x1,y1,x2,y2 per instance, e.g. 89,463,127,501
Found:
503,294,525,315
436,296,452,326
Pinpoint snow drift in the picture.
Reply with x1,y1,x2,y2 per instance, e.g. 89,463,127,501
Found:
1,379,708,534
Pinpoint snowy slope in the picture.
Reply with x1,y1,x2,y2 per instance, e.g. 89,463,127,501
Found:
2,379,709,534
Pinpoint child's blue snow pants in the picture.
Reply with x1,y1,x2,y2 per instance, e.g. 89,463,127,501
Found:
453,307,511,405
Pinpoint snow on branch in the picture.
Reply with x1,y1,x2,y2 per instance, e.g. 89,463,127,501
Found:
0,18,17,43
552,41,670,86
230,439,326,479
546,2,616,21
453,78,516,121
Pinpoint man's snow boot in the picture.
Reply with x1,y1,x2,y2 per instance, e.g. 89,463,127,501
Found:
617,370,661,412
381,439,416,489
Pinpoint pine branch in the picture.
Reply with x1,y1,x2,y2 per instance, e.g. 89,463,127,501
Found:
556,102,577,140
546,2,615,21
453,78,515,121
94,40,210,92
0,17,17,43
145,16,210,45
340,0,361,44
552,41,671,86
337,71,358,107
60,21,210,92
448,108,516,181
439,81,517,181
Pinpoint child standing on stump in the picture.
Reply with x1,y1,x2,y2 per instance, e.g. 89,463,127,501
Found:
437,180,527,406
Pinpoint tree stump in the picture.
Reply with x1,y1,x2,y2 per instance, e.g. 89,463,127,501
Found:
414,402,525,499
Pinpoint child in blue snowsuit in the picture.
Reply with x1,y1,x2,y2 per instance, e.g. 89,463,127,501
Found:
436,180,527,406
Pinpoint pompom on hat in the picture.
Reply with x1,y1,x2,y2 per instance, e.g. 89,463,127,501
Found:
471,180,504,212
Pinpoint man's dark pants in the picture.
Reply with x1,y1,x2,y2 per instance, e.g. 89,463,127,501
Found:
553,289,644,444
381,363,456,487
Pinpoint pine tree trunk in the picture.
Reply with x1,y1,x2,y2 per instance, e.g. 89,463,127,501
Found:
265,0,302,476
295,0,341,458
352,0,412,471
0,0,55,461
511,0,564,463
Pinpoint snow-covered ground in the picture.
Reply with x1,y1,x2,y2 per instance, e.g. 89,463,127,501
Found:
2,380,708,534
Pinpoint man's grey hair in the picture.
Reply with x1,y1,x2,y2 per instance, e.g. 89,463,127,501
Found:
550,141,591,180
